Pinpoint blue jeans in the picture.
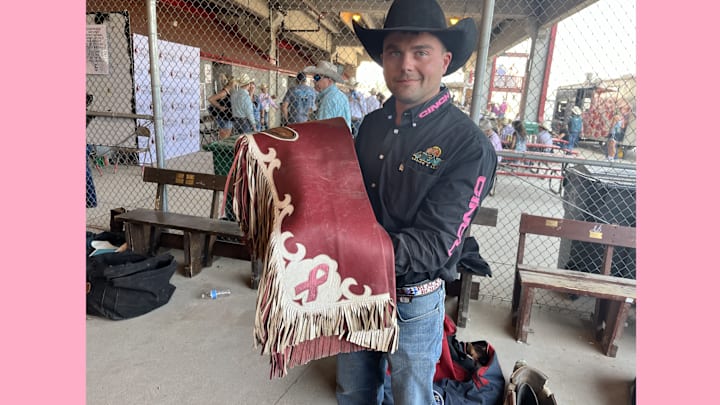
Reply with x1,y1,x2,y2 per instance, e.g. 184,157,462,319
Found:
567,132,580,151
336,284,445,405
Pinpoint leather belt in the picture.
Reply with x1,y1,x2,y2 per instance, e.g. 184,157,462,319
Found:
396,279,442,298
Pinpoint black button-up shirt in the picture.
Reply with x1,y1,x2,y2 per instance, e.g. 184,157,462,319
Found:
355,88,497,287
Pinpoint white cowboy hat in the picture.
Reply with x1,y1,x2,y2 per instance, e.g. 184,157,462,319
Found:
231,73,255,88
303,61,345,83
571,106,582,115
478,119,493,132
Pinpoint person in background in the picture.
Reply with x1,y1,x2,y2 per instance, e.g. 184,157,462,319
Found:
480,119,502,163
498,99,508,118
347,79,367,137
606,112,624,161
230,73,257,134
512,119,528,153
365,88,382,113
500,117,514,146
257,83,278,130
207,75,235,139
249,81,262,131
376,92,386,106
303,60,351,130
566,105,583,152
338,0,497,403
281,72,316,125
536,123,554,153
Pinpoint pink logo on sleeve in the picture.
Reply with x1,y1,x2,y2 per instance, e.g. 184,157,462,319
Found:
448,176,487,256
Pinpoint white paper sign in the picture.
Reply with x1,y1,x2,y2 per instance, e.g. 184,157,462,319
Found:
86,24,110,75
204,64,212,83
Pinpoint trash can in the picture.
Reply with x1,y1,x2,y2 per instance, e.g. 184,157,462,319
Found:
559,164,637,279
524,121,539,135
202,135,240,220
202,134,240,176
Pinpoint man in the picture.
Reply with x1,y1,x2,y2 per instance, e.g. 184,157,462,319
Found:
229,73,257,134
347,79,367,137
536,123,554,153
566,105,583,152
336,0,497,404
365,88,382,113
281,72,316,125
480,119,502,163
303,60,352,130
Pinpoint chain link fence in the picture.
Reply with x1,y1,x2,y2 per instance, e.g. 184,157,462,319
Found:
86,0,636,315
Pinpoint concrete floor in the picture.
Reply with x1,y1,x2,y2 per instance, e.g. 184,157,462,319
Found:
86,249,636,405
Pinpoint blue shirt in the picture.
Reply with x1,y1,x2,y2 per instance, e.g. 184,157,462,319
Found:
230,88,255,126
536,129,553,152
316,84,351,129
282,84,316,123
568,115,582,135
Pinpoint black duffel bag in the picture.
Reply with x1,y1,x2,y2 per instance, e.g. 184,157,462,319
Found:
86,251,177,320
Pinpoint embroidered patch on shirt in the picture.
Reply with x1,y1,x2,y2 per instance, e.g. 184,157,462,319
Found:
411,146,443,169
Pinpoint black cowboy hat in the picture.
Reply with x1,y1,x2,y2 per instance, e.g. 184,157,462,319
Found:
353,0,478,76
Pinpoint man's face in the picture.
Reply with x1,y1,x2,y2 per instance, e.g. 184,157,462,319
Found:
381,31,451,110
313,74,331,92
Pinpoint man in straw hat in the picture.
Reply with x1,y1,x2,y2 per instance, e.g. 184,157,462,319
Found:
336,0,497,403
303,60,351,130
229,73,257,134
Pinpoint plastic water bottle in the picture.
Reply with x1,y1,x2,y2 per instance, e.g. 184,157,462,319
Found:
201,288,231,299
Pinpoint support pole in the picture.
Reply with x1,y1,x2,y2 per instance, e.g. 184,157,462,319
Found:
146,0,167,211
469,0,495,123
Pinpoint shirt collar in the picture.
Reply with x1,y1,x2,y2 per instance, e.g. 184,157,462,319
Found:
318,83,336,98
383,86,453,126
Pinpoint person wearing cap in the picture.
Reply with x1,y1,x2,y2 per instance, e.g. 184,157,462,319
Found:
281,72,316,125
303,61,351,130
337,0,497,403
566,105,583,152
229,73,257,134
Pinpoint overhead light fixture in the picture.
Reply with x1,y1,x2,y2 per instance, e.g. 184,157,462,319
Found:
449,17,459,26
352,13,362,22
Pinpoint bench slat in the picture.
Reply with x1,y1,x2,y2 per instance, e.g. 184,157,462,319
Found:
518,264,636,288
519,268,636,301
118,208,243,237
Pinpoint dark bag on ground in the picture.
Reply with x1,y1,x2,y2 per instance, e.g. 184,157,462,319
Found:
86,251,177,320
433,315,505,404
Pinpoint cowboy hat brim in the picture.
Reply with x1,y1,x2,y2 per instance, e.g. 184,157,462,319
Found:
303,63,345,83
353,18,478,76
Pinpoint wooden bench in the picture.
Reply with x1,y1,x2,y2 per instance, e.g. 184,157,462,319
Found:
511,213,636,357
446,206,498,327
116,167,247,278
